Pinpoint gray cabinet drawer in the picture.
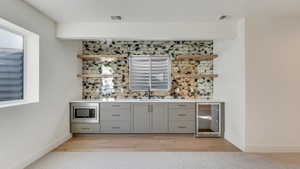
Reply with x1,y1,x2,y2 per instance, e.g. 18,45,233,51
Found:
101,121,131,133
71,123,100,133
169,103,195,109
169,109,195,121
169,121,195,133
100,103,131,121
101,103,130,110
100,109,130,121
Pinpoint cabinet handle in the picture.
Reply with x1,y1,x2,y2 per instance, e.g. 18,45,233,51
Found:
112,114,121,117
177,105,186,107
112,105,121,107
112,127,121,129
178,126,187,129
178,114,186,116
81,127,90,130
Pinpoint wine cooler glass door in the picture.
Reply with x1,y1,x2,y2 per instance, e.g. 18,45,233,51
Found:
196,103,221,137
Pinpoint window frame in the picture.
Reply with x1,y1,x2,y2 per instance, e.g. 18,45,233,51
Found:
129,55,171,91
0,17,39,108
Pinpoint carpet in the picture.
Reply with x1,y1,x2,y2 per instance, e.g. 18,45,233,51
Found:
26,152,299,169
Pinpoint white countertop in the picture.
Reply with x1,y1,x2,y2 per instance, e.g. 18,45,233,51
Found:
71,98,224,103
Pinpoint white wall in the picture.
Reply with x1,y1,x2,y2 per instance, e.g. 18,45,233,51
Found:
214,19,246,150
0,0,81,168
211,16,300,152
245,16,300,152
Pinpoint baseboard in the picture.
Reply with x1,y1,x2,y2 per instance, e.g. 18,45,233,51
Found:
224,134,245,152
245,145,300,153
11,134,72,169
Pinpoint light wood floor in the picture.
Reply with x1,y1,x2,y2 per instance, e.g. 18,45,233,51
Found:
54,134,240,152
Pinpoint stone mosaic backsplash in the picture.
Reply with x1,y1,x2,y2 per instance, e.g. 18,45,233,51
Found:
81,40,214,99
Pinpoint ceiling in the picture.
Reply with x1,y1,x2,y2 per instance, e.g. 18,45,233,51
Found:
23,0,245,23
24,0,300,23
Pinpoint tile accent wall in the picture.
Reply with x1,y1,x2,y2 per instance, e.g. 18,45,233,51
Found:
81,40,214,99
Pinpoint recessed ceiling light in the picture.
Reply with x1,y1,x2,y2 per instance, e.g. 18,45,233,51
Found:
111,16,122,21
219,15,229,20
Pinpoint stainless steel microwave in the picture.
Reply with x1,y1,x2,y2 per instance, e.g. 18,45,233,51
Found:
71,103,99,123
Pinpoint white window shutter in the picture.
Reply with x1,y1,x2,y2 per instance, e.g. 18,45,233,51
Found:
129,55,170,91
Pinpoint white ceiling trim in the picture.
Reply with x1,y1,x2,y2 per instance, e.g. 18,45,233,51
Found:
57,21,237,40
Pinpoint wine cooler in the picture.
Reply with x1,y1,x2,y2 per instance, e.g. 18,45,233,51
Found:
195,103,224,137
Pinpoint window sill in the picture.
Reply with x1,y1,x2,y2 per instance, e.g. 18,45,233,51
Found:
0,100,38,109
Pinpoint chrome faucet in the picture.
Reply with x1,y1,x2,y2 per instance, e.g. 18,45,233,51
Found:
148,87,151,99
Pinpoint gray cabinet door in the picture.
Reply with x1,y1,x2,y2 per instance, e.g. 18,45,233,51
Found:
151,103,169,133
133,103,151,133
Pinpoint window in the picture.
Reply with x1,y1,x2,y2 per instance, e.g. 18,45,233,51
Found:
0,28,24,101
0,17,39,108
129,55,171,91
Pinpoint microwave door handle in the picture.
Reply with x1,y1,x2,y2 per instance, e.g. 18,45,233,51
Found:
72,107,76,119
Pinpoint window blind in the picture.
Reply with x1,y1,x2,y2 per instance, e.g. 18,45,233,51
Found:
0,49,23,101
129,55,170,91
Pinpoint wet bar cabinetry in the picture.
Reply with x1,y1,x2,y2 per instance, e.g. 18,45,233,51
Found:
70,100,224,136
